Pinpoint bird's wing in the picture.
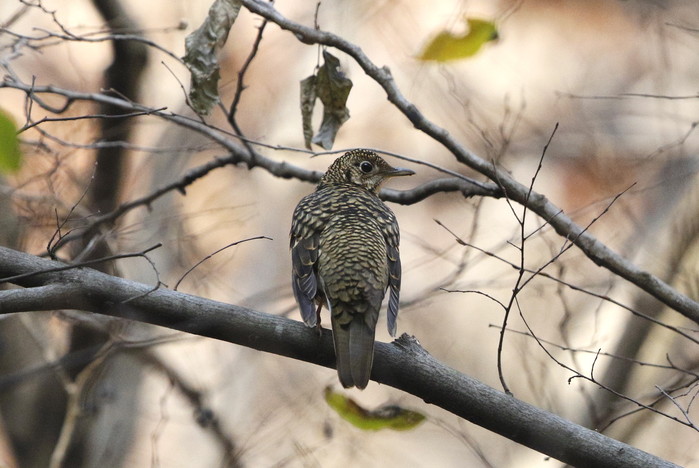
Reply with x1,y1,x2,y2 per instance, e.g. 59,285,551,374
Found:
386,243,401,336
382,210,402,337
290,196,323,327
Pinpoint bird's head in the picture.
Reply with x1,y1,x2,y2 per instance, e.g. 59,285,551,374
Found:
319,150,414,194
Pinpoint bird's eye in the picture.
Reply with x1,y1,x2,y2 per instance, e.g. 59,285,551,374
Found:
359,161,374,173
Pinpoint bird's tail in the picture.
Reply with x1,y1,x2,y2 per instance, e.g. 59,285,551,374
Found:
332,317,376,389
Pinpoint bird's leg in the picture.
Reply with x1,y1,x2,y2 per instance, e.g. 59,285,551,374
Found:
315,303,323,336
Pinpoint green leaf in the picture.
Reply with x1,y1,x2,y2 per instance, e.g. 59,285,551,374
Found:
183,0,241,115
299,51,353,150
324,387,426,431
418,18,498,62
0,109,21,173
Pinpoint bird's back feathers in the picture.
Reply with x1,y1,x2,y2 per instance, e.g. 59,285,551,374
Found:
290,150,412,388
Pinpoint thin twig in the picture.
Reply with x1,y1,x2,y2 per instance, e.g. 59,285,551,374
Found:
435,220,699,345
173,236,273,291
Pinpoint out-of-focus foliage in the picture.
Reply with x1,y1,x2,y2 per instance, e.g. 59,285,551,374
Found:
183,0,241,114
0,109,21,173
419,18,498,62
324,387,426,431
300,51,353,149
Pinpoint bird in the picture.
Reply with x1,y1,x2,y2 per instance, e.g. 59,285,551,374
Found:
290,149,414,389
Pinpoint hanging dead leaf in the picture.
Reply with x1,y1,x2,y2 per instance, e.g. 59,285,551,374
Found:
183,0,241,115
299,51,353,150
300,75,317,150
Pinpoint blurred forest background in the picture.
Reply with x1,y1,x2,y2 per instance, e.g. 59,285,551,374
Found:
0,0,698,466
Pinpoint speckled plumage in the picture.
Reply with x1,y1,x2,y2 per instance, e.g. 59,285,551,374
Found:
290,150,413,389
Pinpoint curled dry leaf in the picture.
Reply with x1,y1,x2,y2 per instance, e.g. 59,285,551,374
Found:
300,51,353,150
183,0,242,115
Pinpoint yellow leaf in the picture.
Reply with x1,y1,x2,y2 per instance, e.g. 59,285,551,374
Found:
324,387,425,431
419,18,498,62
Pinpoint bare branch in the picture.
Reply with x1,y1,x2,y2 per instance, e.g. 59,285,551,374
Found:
173,236,273,291
515,306,698,432
0,245,680,468
237,0,699,325
382,177,501,204
0,243,162,285
435,220,699,345
2,76,502,253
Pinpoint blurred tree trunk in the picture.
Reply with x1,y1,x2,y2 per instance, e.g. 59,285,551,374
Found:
0,184,62,468
583,157,698,433
61,0,148,466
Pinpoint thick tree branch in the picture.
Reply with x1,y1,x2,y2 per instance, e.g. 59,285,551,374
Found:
0,246,678,468
237,0,699,326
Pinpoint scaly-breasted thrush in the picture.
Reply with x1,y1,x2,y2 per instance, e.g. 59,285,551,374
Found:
290,149,413,389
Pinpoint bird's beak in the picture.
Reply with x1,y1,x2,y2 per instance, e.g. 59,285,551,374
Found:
385,166,415,178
